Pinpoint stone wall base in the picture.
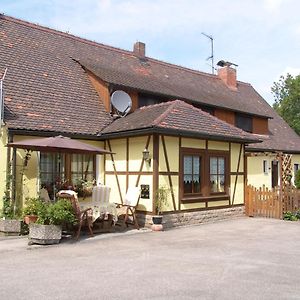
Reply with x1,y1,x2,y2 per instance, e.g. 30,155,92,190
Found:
137,206,245,229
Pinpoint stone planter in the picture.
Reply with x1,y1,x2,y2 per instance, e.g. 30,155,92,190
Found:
0,219,21,235
29,224,62,245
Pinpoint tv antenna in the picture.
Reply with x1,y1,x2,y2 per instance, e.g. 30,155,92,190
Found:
110,90,132,117
201,32,214,74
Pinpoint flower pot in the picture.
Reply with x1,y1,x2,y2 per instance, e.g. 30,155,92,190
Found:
152,215,163,225
152,215,163,231
29,224,62,245
0,219,21,235
24,215,38,225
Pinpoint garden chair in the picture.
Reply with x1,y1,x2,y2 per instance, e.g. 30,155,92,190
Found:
57,190,94,240
115,187,140,230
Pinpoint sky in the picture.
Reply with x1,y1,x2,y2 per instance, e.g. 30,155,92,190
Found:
1,0,300,105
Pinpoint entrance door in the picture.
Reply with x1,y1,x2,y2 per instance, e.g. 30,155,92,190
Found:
271,160,279,188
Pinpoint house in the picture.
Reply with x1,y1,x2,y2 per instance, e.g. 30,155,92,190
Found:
1,14,299,226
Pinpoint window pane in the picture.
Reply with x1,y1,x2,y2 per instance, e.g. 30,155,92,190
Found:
193,156,200,174
193,174,201,193
210,175,218,193
219,175,225,192
236,114,253,133
210,157,218,174
184,174,192,193
184,156,193,174
218,158,225,174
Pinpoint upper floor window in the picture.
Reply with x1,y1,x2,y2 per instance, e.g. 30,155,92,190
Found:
235,113,253,133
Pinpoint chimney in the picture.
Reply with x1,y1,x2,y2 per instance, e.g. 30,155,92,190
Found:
133,41,145,58
217,60,238,90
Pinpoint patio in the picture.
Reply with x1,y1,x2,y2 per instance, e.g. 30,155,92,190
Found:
0,217,300,299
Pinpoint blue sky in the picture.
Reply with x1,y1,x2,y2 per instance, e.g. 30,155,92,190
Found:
2,0,300,105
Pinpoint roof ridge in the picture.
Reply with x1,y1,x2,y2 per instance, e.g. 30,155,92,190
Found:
0,13,133,56
0,13,251,86
152,100,181,126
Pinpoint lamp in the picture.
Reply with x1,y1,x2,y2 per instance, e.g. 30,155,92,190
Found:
142,148,151,166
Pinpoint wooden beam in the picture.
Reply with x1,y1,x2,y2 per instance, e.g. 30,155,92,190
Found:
232,143,243,205
135,135,151,187
152,134,159,214
107,140,123,203
162,135,176,211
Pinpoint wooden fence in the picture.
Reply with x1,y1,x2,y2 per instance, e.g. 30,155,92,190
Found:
245,185,300,219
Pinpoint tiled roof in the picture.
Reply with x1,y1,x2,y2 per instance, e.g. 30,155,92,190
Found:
0,14,112,136
1,14,299,152
246,102,300,153
102,100,261,143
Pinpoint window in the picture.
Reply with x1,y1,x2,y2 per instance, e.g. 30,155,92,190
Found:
210,157,225,193
183,155,201,194
235,113,253,133
138,93,169,108
294,163,299,176
181,148,228,200
71,154,94,184
40,153,65,195
263,160,268,174
40,153,95,198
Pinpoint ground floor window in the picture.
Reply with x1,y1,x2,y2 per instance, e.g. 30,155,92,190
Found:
181,148,228,201
40,153,95,198
210,156,225,193
294,163,299,176
183,155,202,194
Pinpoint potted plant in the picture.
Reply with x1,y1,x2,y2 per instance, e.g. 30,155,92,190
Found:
29,199,76,245
23,197,43,225
152,186,169,231
0,164,22,235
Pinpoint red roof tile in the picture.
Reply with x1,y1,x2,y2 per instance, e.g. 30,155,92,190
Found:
102,100,261,143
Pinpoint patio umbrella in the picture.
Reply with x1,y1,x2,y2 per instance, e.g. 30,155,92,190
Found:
7,135,114,155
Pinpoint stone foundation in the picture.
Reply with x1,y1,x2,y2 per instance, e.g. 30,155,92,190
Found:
137,206,245,229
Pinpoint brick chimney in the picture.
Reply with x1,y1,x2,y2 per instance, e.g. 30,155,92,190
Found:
133,41,145,58
217,62,237,90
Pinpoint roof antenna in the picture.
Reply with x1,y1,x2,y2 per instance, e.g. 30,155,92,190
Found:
201,32,214,74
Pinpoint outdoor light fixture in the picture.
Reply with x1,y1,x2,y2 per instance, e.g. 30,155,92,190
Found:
142,148,151,166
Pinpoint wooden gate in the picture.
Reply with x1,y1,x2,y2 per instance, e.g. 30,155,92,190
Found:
245,185,300,219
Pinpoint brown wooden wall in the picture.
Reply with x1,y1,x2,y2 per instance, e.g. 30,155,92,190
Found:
87,70,110,112
214,109,235,125
253,117,269,134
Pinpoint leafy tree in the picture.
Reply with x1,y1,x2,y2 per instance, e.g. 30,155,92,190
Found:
272,73,300,135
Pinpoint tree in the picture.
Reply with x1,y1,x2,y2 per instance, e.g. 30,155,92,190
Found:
272,73,300,135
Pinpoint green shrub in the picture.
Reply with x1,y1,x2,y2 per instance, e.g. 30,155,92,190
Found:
23,197,44,216
154,186,170,215
294,169,300,189
36,199,77,226
283,211,298,221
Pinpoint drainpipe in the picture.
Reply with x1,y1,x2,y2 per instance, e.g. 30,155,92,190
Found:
0,68,8,125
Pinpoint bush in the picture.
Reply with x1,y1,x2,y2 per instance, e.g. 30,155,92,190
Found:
294,169,300,189
23,197,44,216
36,199,77,226
283,211,299,221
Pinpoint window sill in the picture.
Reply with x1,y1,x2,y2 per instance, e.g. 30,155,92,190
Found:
181,194,230,204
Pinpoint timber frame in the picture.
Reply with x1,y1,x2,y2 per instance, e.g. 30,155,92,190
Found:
104,133,246,215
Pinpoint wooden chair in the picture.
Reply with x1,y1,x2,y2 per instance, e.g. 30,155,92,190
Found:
115,187,140,230
57,190,94,240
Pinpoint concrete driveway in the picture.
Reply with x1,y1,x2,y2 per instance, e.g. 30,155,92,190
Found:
0,217,299,300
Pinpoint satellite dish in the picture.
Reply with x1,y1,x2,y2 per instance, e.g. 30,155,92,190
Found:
111,90,132,117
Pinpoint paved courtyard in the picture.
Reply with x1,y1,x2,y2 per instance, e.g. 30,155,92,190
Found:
0,217,300,299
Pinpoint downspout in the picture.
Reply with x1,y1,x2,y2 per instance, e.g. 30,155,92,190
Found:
0,68,8,125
